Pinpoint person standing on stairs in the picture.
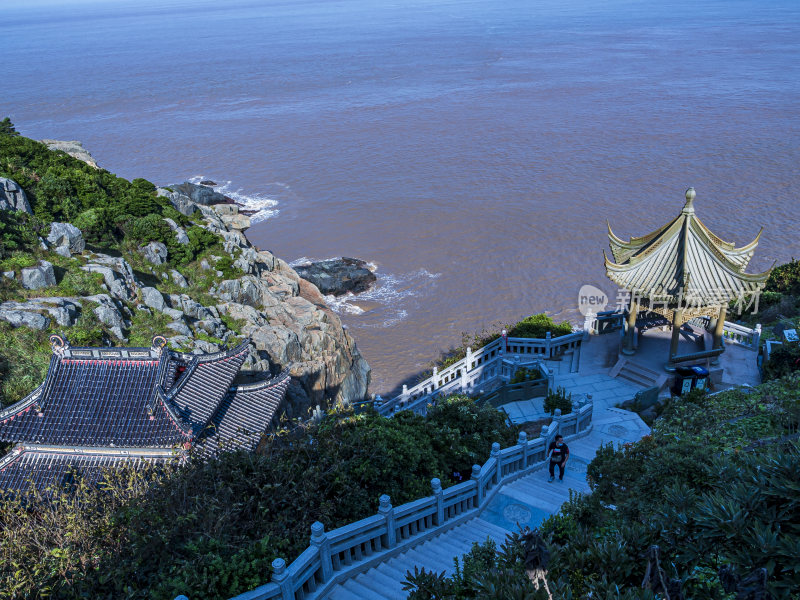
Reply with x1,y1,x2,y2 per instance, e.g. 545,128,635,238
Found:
547,435,569,482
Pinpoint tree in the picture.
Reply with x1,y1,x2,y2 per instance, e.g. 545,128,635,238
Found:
0,118,19,136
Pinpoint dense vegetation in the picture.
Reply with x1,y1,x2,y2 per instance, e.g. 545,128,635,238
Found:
0,396,516,599
405,375,800,599
757,259,800,381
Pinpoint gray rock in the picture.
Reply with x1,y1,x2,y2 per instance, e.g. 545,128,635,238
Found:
192,339,221,354
164,218,190,245
0,178,32,213
221,213,251,231
40,140,99,168
200,259,211,271
21,261,56,290
81,261,136,301
294,257,376,297
169,269,189,288
216,278,262,308
92,303,125,339
196,318,227,339
0,310,50,330
3,271,15,280
167,335,192,350
139,241,168,265
167,320,192,337
0,298,81,327
172,182,230,206
53,245,72,258
47,222,85,255
162,308,184,320
140,286,166,312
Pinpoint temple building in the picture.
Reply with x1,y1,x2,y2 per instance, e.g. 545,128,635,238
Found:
605,188,771,368
0,335,290,492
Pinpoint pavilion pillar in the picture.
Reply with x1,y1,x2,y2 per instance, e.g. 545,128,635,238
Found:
711,305,727,365
621,298,639,355
668,308,685,368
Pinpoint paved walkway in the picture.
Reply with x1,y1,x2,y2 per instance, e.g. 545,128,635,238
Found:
327,334,650,600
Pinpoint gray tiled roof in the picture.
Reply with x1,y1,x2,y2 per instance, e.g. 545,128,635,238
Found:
166,341,250,433
197,370,292,457
0,445,177,493
0,354,192,447
0,338,291,492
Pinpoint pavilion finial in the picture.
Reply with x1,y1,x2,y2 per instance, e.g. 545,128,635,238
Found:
682,187,696,213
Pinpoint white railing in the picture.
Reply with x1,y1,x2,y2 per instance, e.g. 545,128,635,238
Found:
689,317,762,351
722,321,761,350
376,331,584,417
222,403,593,600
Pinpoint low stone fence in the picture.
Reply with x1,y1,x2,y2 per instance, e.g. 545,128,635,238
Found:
223,402,593,600
375,331,584,417
688,316,761,351
477,377,549,409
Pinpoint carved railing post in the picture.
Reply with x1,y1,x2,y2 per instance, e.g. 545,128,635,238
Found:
471,464,483,505
545,331,552,357
378,494,396,548
753,323,762,349
271,558,293,600
518,430,528,469
432,366,439,389
491,442,501,483
310,521,333,583
431,478,444,525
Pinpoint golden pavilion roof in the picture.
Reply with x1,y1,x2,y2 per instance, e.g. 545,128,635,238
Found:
604,188,771,309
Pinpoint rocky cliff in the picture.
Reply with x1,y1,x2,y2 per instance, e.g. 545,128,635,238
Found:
0,161,370,417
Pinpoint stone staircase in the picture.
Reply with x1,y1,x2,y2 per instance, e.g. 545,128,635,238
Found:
328,461,589,600
609,358,666,389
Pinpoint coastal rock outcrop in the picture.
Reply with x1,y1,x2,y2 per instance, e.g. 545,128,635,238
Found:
40,140,99,168
21,261,56,290
172,181,230,206
293,257,377,297
139,241,168,265
47,222,85,256
0,177,32,213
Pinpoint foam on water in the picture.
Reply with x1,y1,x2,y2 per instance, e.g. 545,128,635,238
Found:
325,267,441,327
187,175,280,223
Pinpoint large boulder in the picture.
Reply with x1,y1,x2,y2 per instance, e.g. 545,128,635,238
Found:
0,298,81,327
172,182,230,206
0,310,50,330
158,188,197,217
83,294,126,339
139,241,168,265
0,177,31,213
47,222,85,255
139,286,166,312
293,257,376,297
164,218,190,245
81,258,138,302
40,140,99,168
21,261,56,290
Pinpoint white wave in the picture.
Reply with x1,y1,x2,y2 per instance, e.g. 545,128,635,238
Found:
187,175,280,223
323,293,365,315
322,267,441,327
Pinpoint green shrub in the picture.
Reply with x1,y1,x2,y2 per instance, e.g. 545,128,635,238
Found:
543,387,572,415
763,342,800,380
507,313,573,339
0,323,51,407
765,258,800,296
509,366,543,384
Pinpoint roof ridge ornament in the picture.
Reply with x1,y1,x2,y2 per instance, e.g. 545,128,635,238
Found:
682,187,696,214
49,334,69,355
151,335,168,355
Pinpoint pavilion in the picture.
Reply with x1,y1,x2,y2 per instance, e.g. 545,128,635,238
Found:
0,335,290,492
604,188,771,370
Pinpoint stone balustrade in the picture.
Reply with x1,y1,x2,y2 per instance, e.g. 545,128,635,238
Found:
376,331,584,417
220,402,593,600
